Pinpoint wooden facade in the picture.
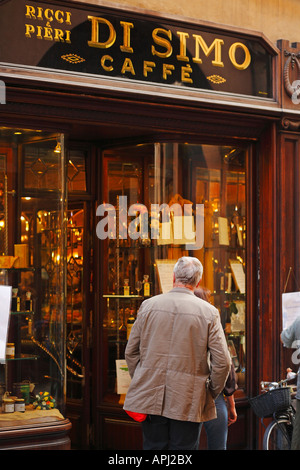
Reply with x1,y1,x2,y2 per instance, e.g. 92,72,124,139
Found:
0,0,300,450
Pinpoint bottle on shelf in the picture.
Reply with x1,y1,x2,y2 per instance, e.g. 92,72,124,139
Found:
123,279,130,296
25,291,32,311
11,288,20,312
143,275,150,297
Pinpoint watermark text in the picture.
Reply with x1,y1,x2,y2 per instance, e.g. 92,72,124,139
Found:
96,196,204,250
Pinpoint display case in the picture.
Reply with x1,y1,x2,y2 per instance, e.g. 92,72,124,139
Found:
192,148,246,387
100,142,247,404
0,128,70,449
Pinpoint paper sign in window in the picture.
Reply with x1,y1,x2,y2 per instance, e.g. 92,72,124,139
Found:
173,215,195,245
218,217,229,245
155,259,177,294
116,359,131,395
0,286,12,362
229,259,245,294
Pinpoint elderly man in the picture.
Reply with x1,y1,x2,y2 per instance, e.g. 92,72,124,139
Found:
124,256,231,450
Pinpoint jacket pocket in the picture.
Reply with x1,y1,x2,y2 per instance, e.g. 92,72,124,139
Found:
125,384,165,415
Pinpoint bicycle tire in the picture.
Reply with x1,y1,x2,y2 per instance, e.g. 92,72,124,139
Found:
263,418,293,450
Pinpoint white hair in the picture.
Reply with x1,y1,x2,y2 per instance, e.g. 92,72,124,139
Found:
173,256,203,287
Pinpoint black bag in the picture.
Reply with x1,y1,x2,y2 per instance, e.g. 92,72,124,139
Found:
223,363,238,396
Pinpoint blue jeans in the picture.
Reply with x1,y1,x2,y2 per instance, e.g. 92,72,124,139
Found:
203,394,228,450
292,399,300,450
142,415,202,450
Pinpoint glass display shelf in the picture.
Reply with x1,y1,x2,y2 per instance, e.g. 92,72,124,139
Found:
103,295,143,299
10,311,34,315
5,354,38,361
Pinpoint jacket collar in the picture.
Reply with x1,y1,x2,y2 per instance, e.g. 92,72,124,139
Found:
169,287,195,296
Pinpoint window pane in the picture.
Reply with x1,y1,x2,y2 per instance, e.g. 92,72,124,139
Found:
67,151,87,192
101,142,246,402
66,208,84,399
0,128,67,415
24,139,61,191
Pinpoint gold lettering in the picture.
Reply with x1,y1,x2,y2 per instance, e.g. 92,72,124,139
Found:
36,7,44,20
25,24,35,38
65,30,71,43
25,5,71,26
55,10,64,24
44,9,53,22
176,31,189,62
88,16,116,49
101,55,114,71
181,64,193,83
25,5,36,19
120,21,134,53
143,61,156,77
152,28,172,58
65,12,72,25
162,63,175,80
44,27,53,41
36,25,43,39
192,35,224,67
121,57,135,75
54,29,64,41
229,42,251,70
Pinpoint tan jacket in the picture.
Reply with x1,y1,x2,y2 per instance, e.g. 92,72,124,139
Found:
124,287,231,423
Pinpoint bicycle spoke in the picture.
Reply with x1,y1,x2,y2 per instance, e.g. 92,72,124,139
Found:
264,419,292,450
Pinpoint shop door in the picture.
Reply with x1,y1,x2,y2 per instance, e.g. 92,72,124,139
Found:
96,141,252,450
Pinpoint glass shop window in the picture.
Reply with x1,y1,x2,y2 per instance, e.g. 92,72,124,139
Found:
0,128,67,415
101,142,246,402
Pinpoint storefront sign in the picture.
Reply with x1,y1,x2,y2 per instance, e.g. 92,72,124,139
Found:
0,0,274,97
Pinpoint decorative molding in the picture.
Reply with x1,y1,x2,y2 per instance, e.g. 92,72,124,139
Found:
281,117,300,130
283,50,300,99
207,75,226,84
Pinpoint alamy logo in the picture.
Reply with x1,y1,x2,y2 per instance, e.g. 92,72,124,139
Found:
291,340,300,365
96,196,204,250
0,80,6,104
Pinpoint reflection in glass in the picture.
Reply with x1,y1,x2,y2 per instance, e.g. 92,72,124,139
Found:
101,142,247,402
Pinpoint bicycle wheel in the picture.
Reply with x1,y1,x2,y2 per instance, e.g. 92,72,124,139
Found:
263,418,293,450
